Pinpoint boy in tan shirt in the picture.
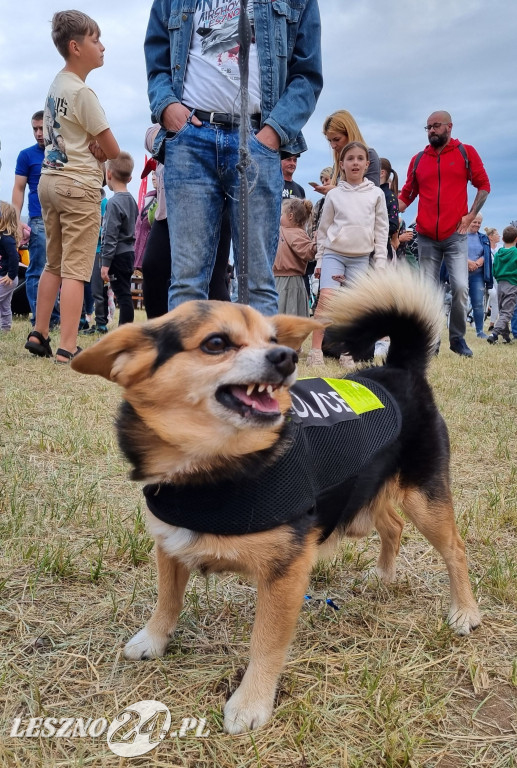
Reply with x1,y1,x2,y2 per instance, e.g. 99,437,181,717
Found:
25,10,119,363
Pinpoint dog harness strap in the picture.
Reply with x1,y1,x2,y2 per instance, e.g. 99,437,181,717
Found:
144,377,402,539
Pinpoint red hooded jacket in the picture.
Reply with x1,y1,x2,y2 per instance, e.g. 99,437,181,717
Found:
399,138,490,241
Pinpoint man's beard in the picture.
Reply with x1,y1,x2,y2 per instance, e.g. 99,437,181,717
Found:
429,133,448,148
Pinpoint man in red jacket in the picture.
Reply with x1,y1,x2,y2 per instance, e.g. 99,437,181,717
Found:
399,110,490,357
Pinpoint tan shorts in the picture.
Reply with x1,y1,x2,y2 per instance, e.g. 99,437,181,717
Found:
38,174,101,281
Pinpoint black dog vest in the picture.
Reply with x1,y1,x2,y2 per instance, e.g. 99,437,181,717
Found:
143,376,401,541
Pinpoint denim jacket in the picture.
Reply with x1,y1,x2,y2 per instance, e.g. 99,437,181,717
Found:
144,0,322,156
478,231,493,288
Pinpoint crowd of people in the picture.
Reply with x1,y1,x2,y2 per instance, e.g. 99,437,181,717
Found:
1,4,516,363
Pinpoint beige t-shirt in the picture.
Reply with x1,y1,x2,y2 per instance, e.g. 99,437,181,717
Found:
41,71,110,188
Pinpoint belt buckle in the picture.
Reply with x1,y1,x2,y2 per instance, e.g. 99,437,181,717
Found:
209,112,218,125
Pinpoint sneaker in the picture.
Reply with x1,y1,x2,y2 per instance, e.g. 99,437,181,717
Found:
306,349,325,366
476,332,488,339
449,337,473,357
81,324,108,336
339,353,355,369
374,339,390,358
486,332,498,344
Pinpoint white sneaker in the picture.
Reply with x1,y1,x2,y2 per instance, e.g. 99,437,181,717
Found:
339,353,355,369
374,339,390,358
306,349,325,366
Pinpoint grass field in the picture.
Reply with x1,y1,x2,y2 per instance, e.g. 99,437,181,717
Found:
0,313,516,767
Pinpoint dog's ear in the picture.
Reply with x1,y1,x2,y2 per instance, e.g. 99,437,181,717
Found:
71,324,157,385
272,315,329,350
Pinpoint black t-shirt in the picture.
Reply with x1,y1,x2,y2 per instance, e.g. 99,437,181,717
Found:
282,179,305,199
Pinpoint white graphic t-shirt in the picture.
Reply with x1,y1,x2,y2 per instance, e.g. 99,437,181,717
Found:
41,71,109,188
182,0,261,115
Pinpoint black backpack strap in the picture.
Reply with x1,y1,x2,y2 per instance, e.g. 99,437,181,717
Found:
457,143,471,181
411,150,424,190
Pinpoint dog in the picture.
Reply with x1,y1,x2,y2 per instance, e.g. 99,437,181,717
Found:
72,266,481,734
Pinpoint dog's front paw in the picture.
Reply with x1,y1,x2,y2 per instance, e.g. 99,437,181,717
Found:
124,627,170,660
223,687,274,734
447,604,481,636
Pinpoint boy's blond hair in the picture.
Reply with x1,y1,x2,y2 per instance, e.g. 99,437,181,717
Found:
51,10,101,60
107,152,134,183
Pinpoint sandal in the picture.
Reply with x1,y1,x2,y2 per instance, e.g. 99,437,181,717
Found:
25,331,53,358
55,346,83,365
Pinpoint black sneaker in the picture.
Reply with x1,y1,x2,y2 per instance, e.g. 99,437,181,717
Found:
486,332,498,344
449,337,473,357
81,324,108,335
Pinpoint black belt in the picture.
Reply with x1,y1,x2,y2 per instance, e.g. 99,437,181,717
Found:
190,109,261,130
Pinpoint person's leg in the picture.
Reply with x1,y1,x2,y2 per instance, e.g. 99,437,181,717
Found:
142,218,171,319
48,176,100,357
416,233,444,286
0,277,18,330
511,298,517,338
309,252,344,360
493,283,517,338
31,176,63,340
343,256,373,362
488,278,498,330
27,216,60,326
227,129,282,315
90,251,108,328
25,217,46,322
342,255,370,284
163,122,223,310
57,278,86,357
468,268,485,335
443,233,469,342
209,199,231,302
109,256,134,325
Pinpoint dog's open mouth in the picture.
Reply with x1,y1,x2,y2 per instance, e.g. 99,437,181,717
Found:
216,383,285,421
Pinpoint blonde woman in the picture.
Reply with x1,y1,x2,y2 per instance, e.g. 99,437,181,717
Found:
311,110,380,196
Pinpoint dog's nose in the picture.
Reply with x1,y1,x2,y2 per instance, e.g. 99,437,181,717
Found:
266,346,298,377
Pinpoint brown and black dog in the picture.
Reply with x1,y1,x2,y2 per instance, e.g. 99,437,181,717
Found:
72,267,480,734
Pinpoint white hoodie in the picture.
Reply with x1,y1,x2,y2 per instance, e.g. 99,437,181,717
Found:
316,179,389,268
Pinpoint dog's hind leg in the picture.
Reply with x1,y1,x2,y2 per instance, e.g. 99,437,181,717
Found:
124,546,190,660
401,488,481,635
223,532,319,734
371,495,405,584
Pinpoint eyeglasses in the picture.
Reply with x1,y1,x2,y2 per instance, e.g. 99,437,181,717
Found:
424,122,448,131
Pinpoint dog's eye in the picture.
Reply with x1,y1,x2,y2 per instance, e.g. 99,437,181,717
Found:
270,337,278,344
201,334,232,354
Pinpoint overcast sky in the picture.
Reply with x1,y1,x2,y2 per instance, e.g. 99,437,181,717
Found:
0,0,515,235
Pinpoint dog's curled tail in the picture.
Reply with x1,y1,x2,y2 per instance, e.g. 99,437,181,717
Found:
323,265,444,372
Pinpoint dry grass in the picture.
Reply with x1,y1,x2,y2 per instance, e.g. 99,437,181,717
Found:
0,313,516,768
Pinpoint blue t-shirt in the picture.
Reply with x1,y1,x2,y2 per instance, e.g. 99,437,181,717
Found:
467,232,484,263
14,143,44,219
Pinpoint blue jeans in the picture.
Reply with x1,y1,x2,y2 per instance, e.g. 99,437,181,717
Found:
26,216,60,325
468,265,485,334
417,232,468,341
163,120,282,316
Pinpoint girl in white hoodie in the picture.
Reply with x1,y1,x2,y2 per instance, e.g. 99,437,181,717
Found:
307,141,389,366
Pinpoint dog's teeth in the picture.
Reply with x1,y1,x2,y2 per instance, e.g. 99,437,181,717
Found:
258,384,266,393
246,384,255,397
267,385,274,395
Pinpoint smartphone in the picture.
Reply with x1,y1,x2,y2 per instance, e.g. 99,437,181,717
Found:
308,181,319,188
